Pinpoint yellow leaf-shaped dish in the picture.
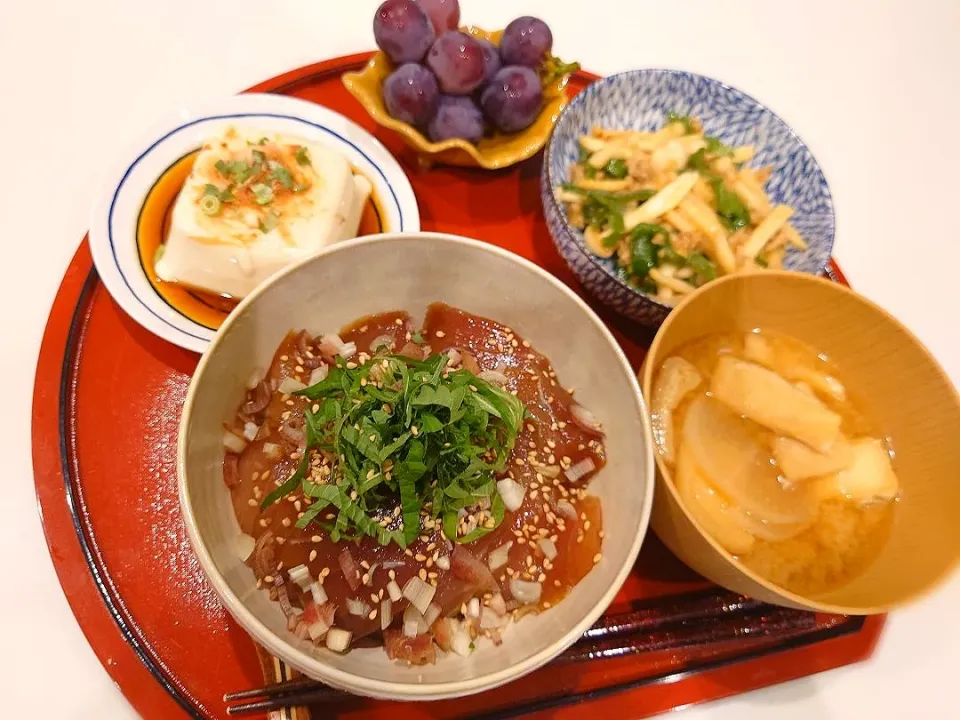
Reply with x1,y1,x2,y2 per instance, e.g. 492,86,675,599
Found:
342,27,573,170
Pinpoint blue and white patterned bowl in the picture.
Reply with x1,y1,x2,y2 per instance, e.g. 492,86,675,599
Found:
541,69,835,327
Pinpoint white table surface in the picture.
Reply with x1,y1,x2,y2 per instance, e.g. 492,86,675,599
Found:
2,0,958,717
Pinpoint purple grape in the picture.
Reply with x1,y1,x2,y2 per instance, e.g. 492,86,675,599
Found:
480,66,544,133
427,95,485,144
415,0,460,32
499,16,553,68
475,37,502,84
373,0,435,64
425,31,486,95
383,63,440,126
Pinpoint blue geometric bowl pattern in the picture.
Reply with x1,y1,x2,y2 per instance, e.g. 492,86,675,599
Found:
541,69,835,327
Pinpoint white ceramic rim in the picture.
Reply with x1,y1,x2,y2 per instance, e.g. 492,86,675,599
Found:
177,232,655,699
88,93,420,355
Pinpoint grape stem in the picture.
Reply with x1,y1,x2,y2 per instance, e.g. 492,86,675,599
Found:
541,56,581,84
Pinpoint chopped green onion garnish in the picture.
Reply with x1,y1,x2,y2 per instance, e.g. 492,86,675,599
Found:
603,158,628,179
259,213,279,233
199,195,221,216
251,183,274,206
295,146,311,166
268,161,295,190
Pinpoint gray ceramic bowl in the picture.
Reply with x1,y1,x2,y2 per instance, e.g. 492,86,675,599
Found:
178,232,654,700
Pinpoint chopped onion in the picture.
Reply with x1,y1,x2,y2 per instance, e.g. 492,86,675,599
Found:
509,578,542,605
263,442,281,459
308,364,329,386
423,602,442,628
564,457,597,483
446,348,461,367
537,537,558,561
301,601,335,642
488,541,513,571
435,555,450,571
243,422,260,442
381,560,406,570
325,628,352,653
450,625,473,656
318,334,355,361
234,533,256,562
287,564,312,590
570,403,605,436
243,380,272,415
403,618,419,638
387,579,402,602
402,576,437,614
309,582,328,606
497,478,525,512
478,370,509,386
307,622,330,642
488,593,507,616
246,368,265,390
480,607,506,630
467,598,481,619
347,597,371,617
369,334,395,352
274,578,295,618
403,604,427,637
222,430,247,454
278,377,307,395
306,619,329,642
338,548,361,591
556,500,578,519
380,599,393,630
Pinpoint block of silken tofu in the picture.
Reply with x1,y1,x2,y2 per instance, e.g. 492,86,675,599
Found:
156,125,371,299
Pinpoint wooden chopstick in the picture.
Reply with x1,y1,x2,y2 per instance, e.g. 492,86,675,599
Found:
224,589,815,715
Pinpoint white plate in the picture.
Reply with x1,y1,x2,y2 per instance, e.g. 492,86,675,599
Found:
89,93,420,354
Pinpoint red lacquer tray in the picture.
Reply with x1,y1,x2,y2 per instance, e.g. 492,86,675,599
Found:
32,54,884,720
